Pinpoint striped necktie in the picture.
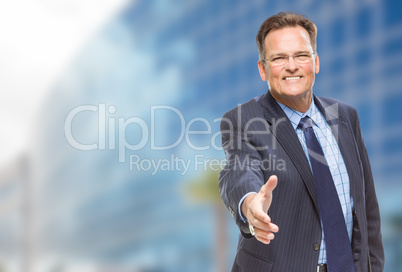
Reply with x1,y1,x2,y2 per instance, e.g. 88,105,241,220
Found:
298,116,355,272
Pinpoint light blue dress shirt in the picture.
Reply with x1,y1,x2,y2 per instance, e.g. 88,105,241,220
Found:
239,99,354,265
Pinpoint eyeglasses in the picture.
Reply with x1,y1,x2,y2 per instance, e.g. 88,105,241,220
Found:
261,52,316,67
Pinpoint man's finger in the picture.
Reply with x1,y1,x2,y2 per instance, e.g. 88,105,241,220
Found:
261,175,277,196
253,228,276,244
249,214,271,230
249,210,277,231
250,217,279,233
255,236,272,245
258,175,278,213
255,230,275,240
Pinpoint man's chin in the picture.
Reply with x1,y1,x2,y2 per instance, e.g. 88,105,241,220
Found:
282,89,311,98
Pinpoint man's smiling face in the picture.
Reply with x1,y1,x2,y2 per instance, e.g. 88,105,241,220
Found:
258,26,320,110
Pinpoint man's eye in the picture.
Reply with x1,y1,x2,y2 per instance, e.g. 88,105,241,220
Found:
296,54,309,58
272,56,286,62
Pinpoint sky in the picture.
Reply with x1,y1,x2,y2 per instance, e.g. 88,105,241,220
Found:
0,0,130,167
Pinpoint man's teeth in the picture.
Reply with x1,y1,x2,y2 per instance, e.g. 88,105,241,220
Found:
285,76,301,80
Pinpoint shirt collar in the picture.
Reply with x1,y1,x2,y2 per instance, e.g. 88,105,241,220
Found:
276,98,322,131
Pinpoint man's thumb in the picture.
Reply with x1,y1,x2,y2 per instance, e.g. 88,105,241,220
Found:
261,175,278,196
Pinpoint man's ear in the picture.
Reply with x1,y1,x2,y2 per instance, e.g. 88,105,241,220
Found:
314,54,320,74
258,60,268,81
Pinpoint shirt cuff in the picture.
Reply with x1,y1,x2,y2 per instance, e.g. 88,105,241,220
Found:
238,192,258,223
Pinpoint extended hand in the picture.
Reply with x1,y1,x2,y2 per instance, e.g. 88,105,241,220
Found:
242,175,279,244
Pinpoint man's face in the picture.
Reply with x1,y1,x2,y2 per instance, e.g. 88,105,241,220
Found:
257,26,320,106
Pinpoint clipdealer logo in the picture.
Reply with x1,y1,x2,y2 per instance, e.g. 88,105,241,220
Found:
64,104,223,163
63,103,297,174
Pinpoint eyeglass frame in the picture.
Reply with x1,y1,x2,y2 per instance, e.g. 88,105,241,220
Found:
260,52,317,67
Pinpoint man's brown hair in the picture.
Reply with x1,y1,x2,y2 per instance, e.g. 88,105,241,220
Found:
256,12,317,61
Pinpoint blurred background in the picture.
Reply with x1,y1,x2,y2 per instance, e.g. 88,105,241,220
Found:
0,0,401,271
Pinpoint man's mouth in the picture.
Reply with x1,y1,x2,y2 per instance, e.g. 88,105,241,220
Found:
283,76,302,80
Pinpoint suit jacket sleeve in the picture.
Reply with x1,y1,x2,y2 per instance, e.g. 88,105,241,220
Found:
351,108,385,271
218,104,267,237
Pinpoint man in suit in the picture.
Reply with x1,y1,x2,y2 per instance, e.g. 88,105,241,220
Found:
219,12,384,272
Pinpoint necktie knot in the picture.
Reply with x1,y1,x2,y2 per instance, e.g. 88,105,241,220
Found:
298,116,314,130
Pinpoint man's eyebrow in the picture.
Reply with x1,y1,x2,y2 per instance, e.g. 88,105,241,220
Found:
295,50,311,54
269,52,286,57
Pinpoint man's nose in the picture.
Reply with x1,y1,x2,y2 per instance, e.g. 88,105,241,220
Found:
285,56,299,71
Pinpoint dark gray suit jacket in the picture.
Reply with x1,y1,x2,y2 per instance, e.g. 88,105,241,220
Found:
219,91,384,272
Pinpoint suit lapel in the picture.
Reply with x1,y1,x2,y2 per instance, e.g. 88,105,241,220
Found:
314,97,362,204
257,93,362,219
259,92,319,213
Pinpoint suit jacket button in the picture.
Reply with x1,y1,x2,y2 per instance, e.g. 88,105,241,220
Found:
313,243,320,251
